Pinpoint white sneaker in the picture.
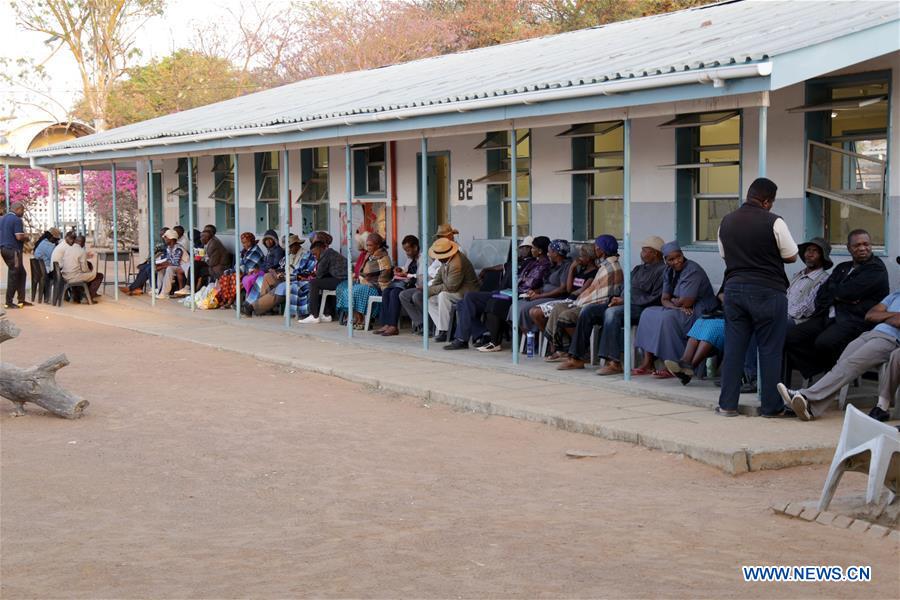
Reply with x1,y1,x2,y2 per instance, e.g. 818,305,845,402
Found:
298,315,319,324
319,314,333,323
477,342,503,352
155,292,170,299
172,286,191,297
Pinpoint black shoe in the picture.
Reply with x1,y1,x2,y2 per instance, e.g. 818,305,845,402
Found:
434,330,448,343
19,301,33,307
241,302,254,317
740,382,758,394
443,339,468,350
762,406,797,419
868,406,890,422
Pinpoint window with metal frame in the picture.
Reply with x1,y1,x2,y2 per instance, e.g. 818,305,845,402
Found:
300,147,329,234
255,151,280,231
799,77,888,247
560,121,623,239
352,143,387,197
475,129,531,237
169,158,198,227
664,111,742,243
210,155,235,232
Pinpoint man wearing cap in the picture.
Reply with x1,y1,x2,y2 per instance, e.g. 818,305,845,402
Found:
60,229,104,301
399,223,459,334
786,237,832,324
34,227,62,272
0,201,29,308
560,236,665,372
543,234,623,358
427,236,479,341
784,229,889,380
717,177,799,417
155,229,186,299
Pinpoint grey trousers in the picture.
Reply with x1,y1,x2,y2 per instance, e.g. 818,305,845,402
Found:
800,330,899,417
399,287,424,326
428,290,464,332
879,348,900,411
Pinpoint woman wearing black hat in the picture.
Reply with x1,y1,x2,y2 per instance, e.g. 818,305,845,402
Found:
787,237,832,325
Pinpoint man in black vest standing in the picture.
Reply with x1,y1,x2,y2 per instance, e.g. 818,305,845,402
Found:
717,178,799,417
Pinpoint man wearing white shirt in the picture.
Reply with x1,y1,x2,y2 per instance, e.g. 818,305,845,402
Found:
60,231,103,300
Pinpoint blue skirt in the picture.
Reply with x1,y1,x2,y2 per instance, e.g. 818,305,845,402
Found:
336,281,381,315
687,317,725,351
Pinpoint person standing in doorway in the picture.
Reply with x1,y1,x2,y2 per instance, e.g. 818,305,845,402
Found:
716,178,799,417
0,201,30,309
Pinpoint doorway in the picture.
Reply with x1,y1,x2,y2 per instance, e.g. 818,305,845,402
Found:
416,151,450,240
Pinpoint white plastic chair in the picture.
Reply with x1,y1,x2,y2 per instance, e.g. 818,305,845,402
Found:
818,404,900,511
318,289,336,319
363,295,383,331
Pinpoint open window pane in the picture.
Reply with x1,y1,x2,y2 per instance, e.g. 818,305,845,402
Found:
475,129,530,150
257,174,280,202
787,95,886,113
695,198,739,242
806,141,885,214
557,121,622,138
658,110,740,129
209,176,234,202
502,200,530,237
590,199,623,239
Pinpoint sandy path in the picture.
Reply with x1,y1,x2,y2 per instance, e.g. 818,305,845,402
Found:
1,310,897,599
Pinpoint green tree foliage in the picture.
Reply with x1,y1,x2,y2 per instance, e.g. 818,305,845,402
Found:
73,50,255,129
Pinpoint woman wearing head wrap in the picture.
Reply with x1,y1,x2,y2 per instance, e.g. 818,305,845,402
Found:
529,242,599,334
632,241,718,377
335,232,393,329
516,238,574,334
444,235,553,351
543,235,624,360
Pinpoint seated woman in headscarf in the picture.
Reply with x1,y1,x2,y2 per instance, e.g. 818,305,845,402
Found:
516,239,573,334
242,229,282,295
527,242,598,334
337,232,393,329
335,230,370,319
216,232,264,306
664,287,725,385
632,241,718,377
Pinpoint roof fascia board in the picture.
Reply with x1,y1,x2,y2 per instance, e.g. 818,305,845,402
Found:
32,76,771,169
768,21,900,90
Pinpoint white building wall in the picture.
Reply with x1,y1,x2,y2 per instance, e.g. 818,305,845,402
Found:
133,52,898,287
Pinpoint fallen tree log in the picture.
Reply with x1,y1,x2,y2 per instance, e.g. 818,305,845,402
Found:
0,319,88,418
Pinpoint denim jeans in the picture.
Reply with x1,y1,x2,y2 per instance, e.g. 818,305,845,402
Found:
719,282,788,415
719,283,788,415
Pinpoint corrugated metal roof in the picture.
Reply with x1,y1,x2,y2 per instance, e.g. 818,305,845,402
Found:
31,0,899,155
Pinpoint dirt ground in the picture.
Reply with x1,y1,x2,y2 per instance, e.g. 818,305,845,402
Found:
1,310,897,599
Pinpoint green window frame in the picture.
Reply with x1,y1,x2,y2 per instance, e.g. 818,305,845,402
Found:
210,155,235,232
168,158,198,227
562,121,624,240
800,70,890,248
255,151,280,231
352,143,387,198
300,147,329,234
476,129,531,238
667,110,743,245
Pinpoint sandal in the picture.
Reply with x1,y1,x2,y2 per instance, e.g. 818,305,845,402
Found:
652,369,675,379
630,367,652,376
544,352,567,363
